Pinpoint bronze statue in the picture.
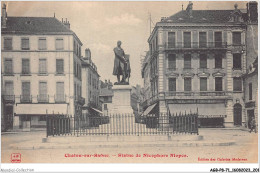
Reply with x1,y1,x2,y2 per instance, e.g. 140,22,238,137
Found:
113,41,130,85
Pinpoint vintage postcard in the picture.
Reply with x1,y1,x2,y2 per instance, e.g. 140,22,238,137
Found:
1,1,259,172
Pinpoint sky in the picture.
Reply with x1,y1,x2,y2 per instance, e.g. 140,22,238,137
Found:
3,1,248,87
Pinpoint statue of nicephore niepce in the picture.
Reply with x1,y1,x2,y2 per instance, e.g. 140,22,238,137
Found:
112,41,131,85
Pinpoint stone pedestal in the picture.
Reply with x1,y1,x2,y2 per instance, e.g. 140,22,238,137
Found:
110,85,133,114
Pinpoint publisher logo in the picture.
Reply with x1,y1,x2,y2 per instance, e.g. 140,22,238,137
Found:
11,153,21,163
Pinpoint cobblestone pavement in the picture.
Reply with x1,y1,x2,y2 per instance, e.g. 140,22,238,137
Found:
1,128,258,163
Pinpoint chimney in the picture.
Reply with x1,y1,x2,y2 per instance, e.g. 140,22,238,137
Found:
2,3,7,28
247,1,258,23
85,48,91,60
186,1,193,18
62,18,70,29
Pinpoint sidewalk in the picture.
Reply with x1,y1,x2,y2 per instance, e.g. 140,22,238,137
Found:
7,128,257,150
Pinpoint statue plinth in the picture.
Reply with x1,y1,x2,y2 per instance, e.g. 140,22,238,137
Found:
110,85,133,114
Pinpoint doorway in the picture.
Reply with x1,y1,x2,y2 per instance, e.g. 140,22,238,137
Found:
234,103,242,126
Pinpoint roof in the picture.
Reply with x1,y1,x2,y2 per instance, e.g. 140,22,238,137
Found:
99,88,113,97
2,16,82,45
161,10,247,23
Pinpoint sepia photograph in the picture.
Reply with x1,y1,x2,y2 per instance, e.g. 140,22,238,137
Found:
0,0,259,172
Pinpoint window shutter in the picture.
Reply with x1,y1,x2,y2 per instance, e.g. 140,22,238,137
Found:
184,54,191,69
5,81,14,95
22,82,30,97
233,54,241,69
39,59,47,74
168,32,176,48
184,32,191,48
5,59,13,74
22,59,30,74
199,54,207,68
215,77,222,91
21,38,29,50
56,82,64,101
38,38,47,50
55,38,64,50
215,54,222,68
249,83,252,100
199,32,207,48
56,59,64,74
4,38,12,50
168,54,176,69
184,77,192,91
233,78,242,91
168,78,176,91
232,32,241,45
200,78,207,91
215,32,222,47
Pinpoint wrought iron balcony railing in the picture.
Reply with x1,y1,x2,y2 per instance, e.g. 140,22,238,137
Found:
37,94,49,103
165,42,227,49
20,95,32,103
55,94,66,103
3,95,15,103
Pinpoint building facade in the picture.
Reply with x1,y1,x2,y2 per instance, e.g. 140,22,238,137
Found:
1,4,84,130
244,2,258,129
81,48,101,117
99,80,113,114
142,2,252,128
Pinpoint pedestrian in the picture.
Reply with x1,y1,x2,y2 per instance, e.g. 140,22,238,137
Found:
249,117,256,133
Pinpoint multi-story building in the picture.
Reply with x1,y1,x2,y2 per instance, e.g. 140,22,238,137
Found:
244,2,258,129
81,48,101,116
143,2,250,128
1,4,84,130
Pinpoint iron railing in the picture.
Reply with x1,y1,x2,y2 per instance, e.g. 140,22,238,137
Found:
55,94,66,103
3,95,15,102
46,112,199,137
37,94,49,103
165,42,227,49
20,95,32,103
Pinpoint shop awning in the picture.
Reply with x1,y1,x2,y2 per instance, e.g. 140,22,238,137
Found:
142,103,157,116
90,107,103,114
168,103,226,118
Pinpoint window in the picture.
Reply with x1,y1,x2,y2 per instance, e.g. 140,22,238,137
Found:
5,81,14,96
233,54,241,69
4,37,12,50
55,38,64,50
168,78,176,92
22,82,31,102
232,32,241,45
183,32,191,48
39,59,47,74
184,32,191,48
184,77,192,91
215,32,222,48
184,54,191,69
104,104,108,110
22,59,30,74
38,38,47,50
233,77,242,91
168,54,176,70
200,77,207,91
74,60,77,77
56,59,64,74
4,59,13,74
215,77,222,91
56,82,64,102
39,116,46,121
249,83,252,100
168,32,176,48
199,32,207,48
199,54,207,68
215,54,222,68
21,38,30,50
39,82,48,102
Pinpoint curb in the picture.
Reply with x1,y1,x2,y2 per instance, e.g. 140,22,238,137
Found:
10,141,236,150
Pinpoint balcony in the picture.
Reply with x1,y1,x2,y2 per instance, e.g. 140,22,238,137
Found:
20,95,32,103
75,96,85,105
55,94,66,103
3,95,15,103
164,42,227,50
164,91,232,99
37,94,49,103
